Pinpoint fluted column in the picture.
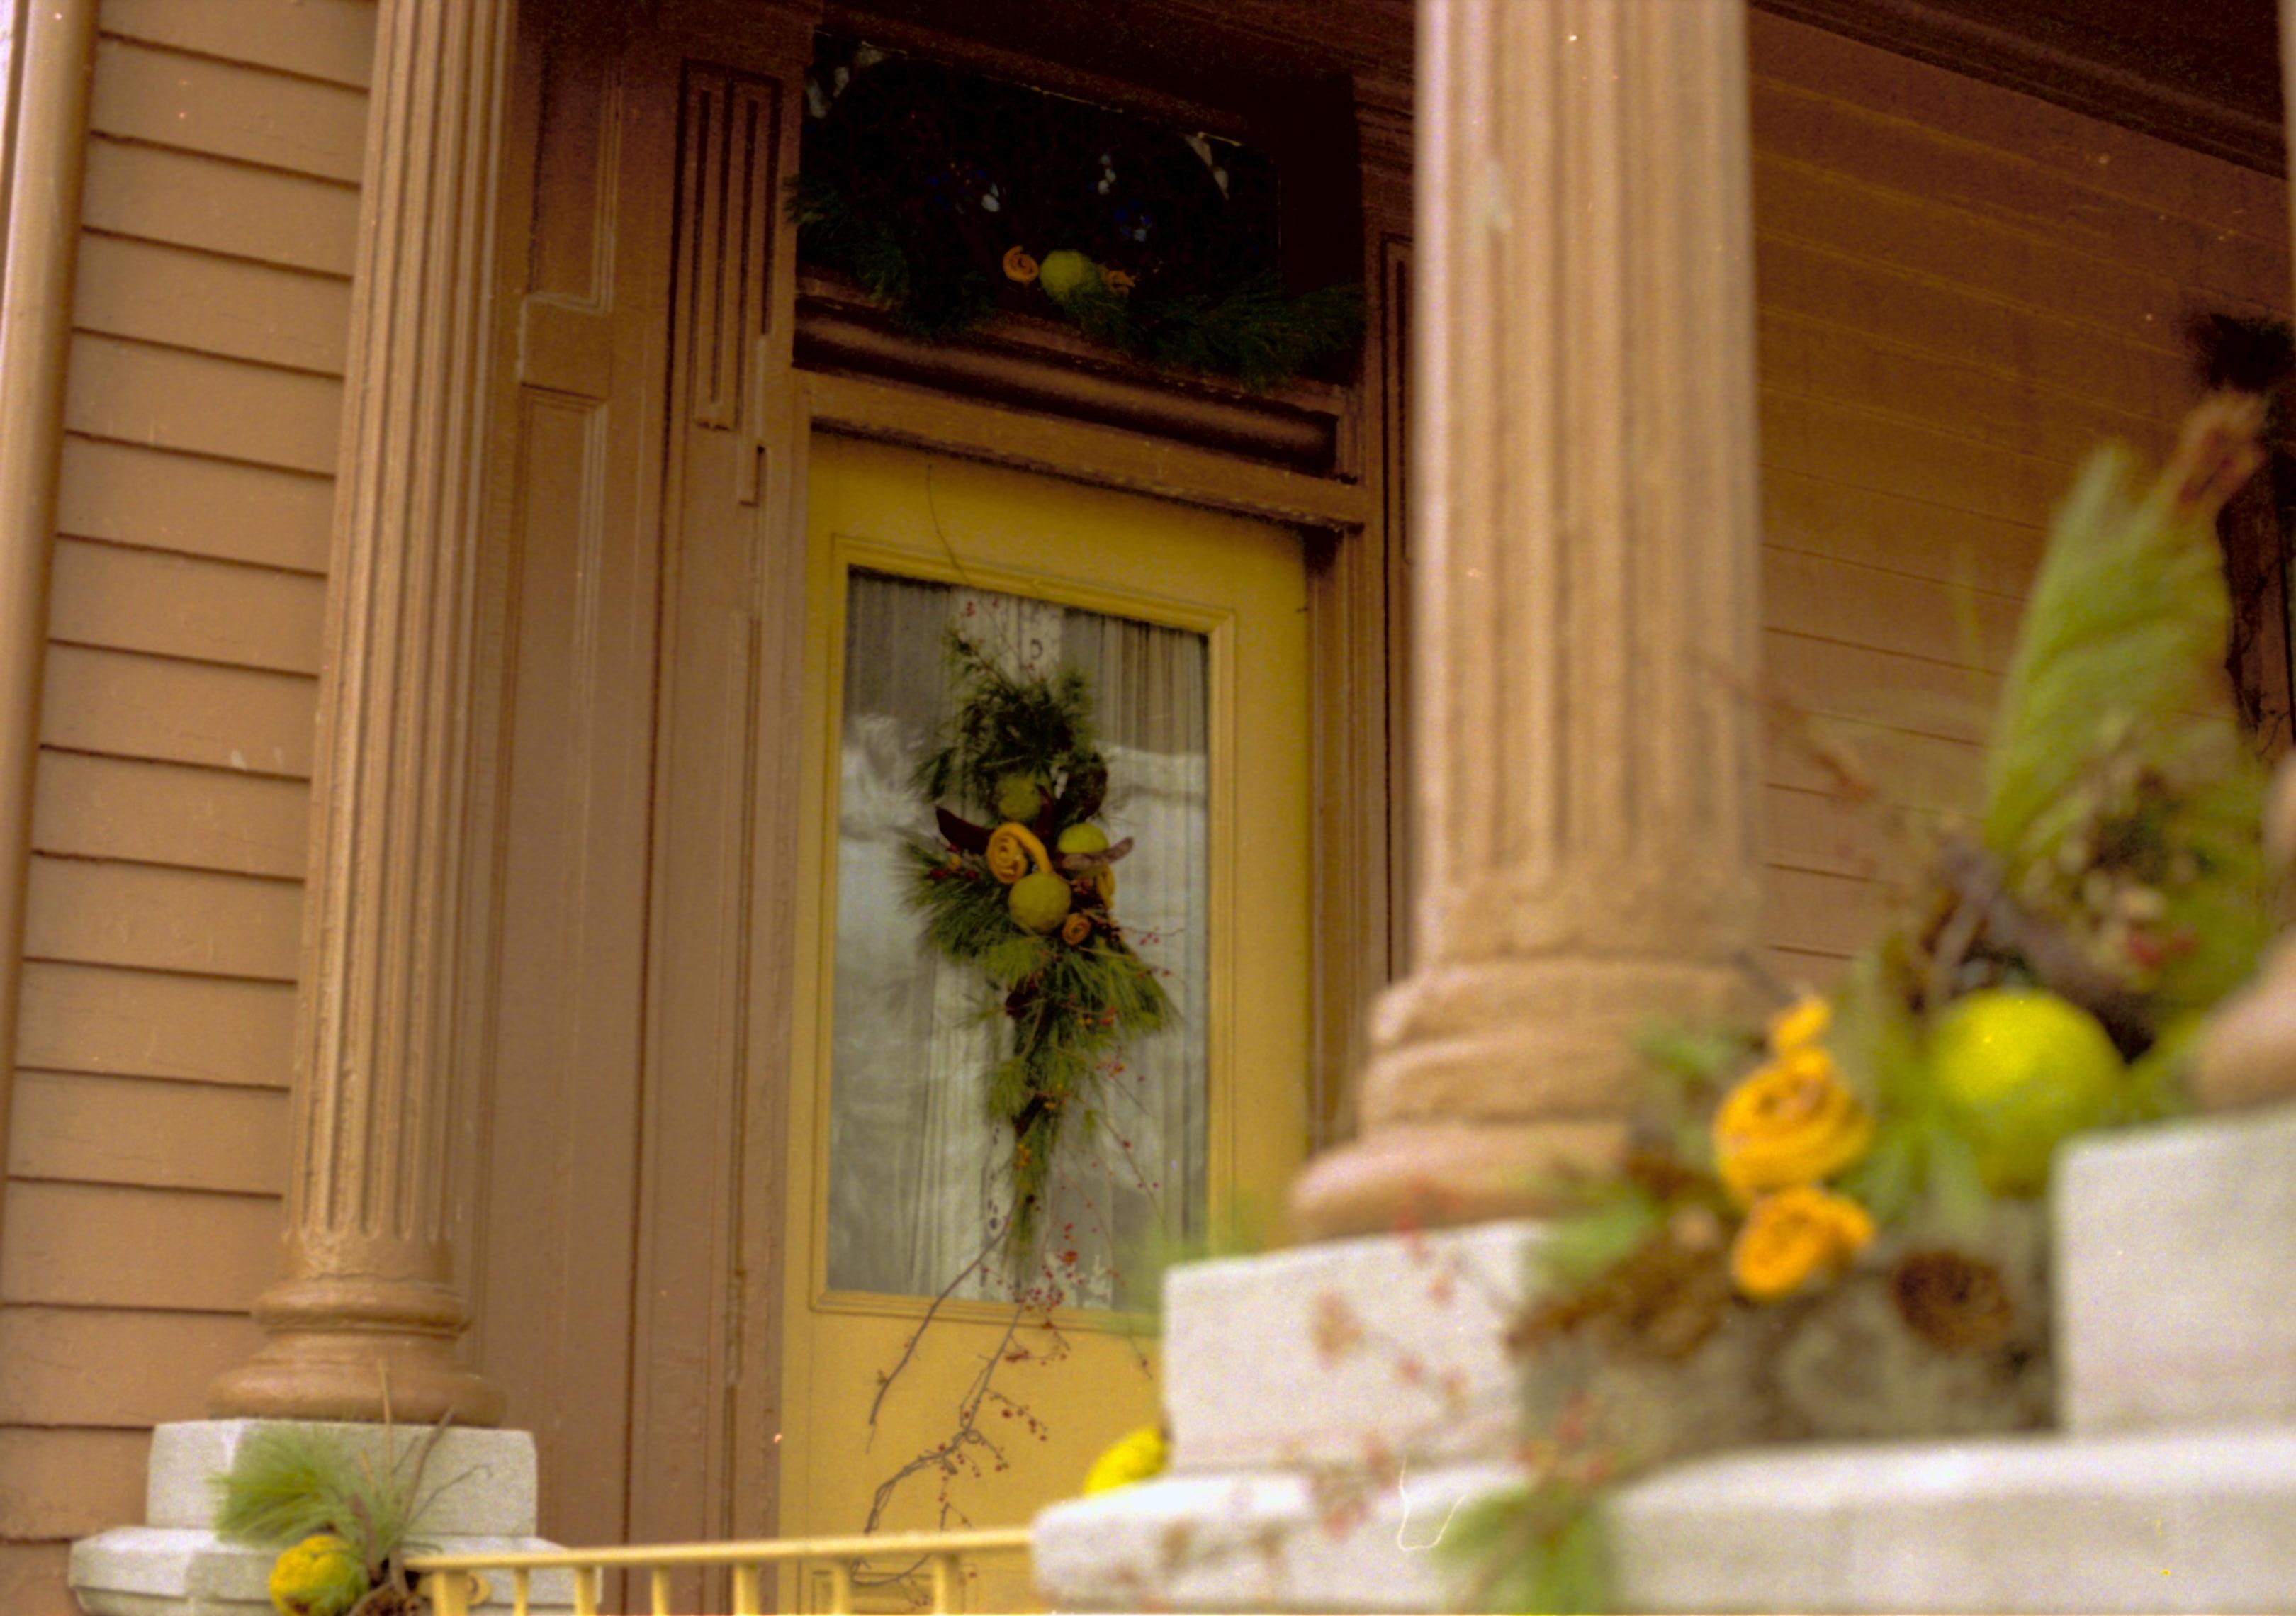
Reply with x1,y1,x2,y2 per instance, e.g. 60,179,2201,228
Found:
209,0,510,1425
1293,0,1765,1240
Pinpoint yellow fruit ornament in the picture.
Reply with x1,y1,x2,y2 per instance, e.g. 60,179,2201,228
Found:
268,1534,368,1616
1036,249,1103,306
1928,988,2124,1194
1057,821,1110,857
1084,1425,1168,1494
1010,870,1074,933
996,773,1047,824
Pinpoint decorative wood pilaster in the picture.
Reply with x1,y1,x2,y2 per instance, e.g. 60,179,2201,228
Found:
209,0,511,1425
1293,0,1765,1239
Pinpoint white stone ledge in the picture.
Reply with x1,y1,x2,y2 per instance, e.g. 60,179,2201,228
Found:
70,1528,575,1616
1164,1222,1541,1474
147,1421,539,1537
2056,1106,2296,1435
1032,1461,1518,1612
1610,1424,2296,1614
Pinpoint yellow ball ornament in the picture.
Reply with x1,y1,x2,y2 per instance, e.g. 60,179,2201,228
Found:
1057,822,1110,856
1928,988,2124,1194
996,774,1047,824
1009,870,1074,933
1084,1425,1168,1494
268,1534,368,1616
1037,249,1101,305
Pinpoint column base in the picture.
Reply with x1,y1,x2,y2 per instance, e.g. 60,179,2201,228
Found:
206,1334,505,1429
1287,1117,1626,1241
205,1267,505,1427
69,1421,570,1615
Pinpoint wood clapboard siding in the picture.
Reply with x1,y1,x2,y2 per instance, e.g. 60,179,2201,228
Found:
16,963,295,1089
56,438,334,574
1748,13,2292,979
0,5,368,1593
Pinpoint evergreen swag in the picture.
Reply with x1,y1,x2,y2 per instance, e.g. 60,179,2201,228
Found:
790,37,1363,391
907,633,1171,1271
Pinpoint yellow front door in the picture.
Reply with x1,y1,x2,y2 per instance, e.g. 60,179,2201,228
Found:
780,433,1311,1609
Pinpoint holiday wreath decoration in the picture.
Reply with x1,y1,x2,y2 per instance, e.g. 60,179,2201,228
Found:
792,35,1362,391
906,631,1171,1270
1450,388,2280,1611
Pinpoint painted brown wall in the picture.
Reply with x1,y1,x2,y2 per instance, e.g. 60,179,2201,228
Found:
0,1,371,1608
1748,13,2291,985
0,2,2286,1607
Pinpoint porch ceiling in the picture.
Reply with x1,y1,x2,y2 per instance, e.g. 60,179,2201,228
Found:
829,0,2285,175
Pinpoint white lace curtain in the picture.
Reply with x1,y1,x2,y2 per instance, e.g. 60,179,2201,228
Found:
826,569,1208,1309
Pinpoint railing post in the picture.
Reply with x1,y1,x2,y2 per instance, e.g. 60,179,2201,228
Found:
421,1571,471,1616
928,1552,960,1613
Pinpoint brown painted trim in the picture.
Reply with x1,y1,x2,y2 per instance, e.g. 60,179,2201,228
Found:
795,279,1349,474
0,0,96,1284
1752,0,2287,176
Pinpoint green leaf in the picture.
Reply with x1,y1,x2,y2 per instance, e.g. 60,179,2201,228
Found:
1538,1192,1661,1289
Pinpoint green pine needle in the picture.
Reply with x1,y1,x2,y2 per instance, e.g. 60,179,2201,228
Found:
212,1426,368,1554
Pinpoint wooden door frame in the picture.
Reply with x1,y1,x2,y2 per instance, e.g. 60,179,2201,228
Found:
461,0,1412,1556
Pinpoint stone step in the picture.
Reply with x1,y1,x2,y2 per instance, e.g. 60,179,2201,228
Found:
1609,1423,2296,1614
2054,1106,2296,1434
1161,1221,1539,1474
1032,1460,1519,1611
1037,1425,2296,1613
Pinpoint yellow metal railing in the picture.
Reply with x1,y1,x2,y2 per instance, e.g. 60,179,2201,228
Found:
405,1528,1032,1616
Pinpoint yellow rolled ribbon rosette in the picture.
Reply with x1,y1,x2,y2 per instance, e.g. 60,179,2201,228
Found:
1729,1184,1875,1301
985,821,1051,885
1767,994,1832,1056
1712,1045,1873,1203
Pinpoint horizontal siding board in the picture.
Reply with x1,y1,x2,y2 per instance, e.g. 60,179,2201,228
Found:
100,0,376,89
0,1183,280,1313
0,1542,76,1616
1748,14,2289,239
16,963,295,1089
1765,546,2023,673
23,858,302,981
0,1307,262,1428
82,137,358,276
1757,307,2160,475
1755,150,2264,340
89,37,366,184
64,333,342,476
77,233,349,374
1750,77,2288,308
41,645,317,779
1766,865,1897,958
1761,468,2042,599
7,1072,288,1195
1764,784,1942,882
57,437,333,574
33,752,311,879
1763,629,1993,746
1755,242,2193,434
1765,945,1852,990
0,1430,150,1541
1765,722,1986,817
50,539,325,676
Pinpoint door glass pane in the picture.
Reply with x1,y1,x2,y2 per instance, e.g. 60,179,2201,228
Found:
826,568,1209,1311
